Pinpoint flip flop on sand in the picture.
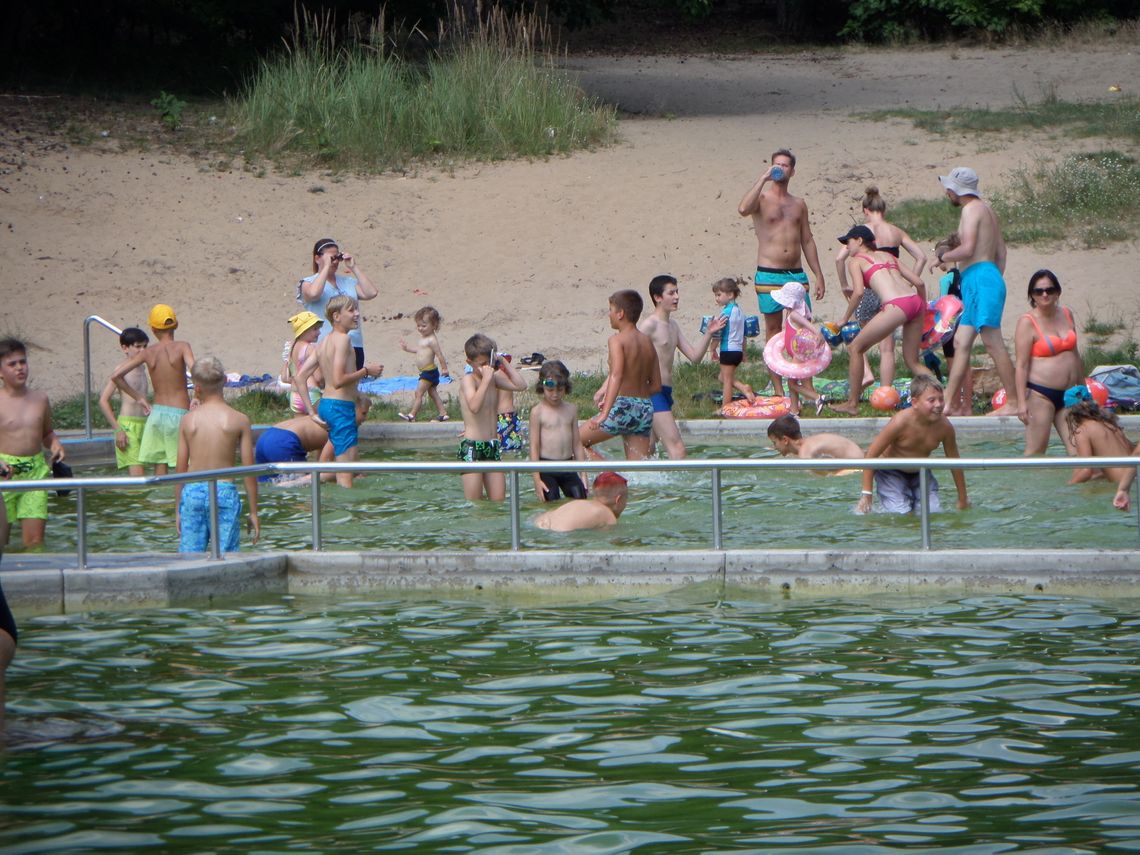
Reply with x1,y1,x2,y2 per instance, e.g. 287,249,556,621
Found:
436,413,450,421
519,352,546,366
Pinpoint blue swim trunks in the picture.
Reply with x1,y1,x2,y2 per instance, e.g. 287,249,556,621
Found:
650,385,674,413
255,427,307,481
179,481,242,553
318,397,358,456
959,261,1006,331
755,267,811,315
419,367,441,387
600,396,654,437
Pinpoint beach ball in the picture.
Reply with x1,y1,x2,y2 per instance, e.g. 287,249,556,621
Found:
870,386,901,412
840,321,861,344
1086,377,1109,407
791,328,826,362
991,388,1007,409
820,322,843,348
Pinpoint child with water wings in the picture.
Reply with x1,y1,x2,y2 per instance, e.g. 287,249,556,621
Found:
175,357,259,553
282,311,323,415
711,278,756,414
457,334,527,501
98,327,150,476
765,281,827,415
110,304,195,476
529,360,588,502
535,471,628,532
398,306,450,422
932,233,971,409
293,295,383,488
857,375,968,515
767,414,863,476
0,338,65,549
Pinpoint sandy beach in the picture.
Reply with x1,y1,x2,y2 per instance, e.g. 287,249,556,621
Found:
1,44,1136,408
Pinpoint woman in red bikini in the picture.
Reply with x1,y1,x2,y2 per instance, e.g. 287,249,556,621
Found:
830,225,933,415
1014,270,1083,454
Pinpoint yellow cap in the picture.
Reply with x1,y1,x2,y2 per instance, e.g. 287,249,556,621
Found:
288,310,323,340
148,304,178,330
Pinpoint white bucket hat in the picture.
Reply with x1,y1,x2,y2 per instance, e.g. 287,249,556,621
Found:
939,166,982,198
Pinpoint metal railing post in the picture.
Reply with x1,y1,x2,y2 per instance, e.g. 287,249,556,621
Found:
1134,466,1139,541
310,471,323,551
919,468,932,550
83,316,124,438
509,471,521,551
76,486,88,570
711,468,723,550
208,480,221,559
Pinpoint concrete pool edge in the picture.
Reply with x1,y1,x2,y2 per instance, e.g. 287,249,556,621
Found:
4,548,1139,615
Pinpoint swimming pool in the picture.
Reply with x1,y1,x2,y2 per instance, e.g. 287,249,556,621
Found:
37,437,1140,555
3,593,1139,851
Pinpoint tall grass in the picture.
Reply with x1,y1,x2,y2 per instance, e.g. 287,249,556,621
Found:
229,6,616,171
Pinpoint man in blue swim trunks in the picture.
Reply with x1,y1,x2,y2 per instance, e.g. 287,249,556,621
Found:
738,149,827,397
936,166,1017,417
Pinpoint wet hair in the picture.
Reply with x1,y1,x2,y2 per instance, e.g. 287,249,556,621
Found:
771,148,796,168
767,414,802,440
0,338,26,361
537,359,572,394
609,289,643,324
464,333,495,361
711,277,742,298
909,374,943,400
1066,400,1123,437
191,355,226,390
414,306,442,329
861,185,887,214
649,274,678,305
119,327,149,347
325,294,358,323
593,471,628,497
1027,269,1062,308
311,237,338,273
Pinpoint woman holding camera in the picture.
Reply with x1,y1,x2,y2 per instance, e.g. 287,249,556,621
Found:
297,238,379,371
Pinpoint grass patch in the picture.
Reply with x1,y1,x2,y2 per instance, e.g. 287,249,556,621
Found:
228,7,616,173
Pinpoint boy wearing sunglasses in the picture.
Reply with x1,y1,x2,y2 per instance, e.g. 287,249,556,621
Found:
529,360,588,501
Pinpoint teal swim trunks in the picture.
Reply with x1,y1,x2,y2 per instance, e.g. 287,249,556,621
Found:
755,267,811,315
600,396,654,437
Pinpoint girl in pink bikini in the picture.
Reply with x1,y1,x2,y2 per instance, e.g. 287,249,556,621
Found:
830,225,933,415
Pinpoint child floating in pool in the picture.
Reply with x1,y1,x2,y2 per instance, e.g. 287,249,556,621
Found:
99,327,151,476
857,375,968,515
529,360,588,501
398,306,450,422
767,414,863,476
1066,400,1133,487
457,333,527,501
535,471,628,531
175,357,259,553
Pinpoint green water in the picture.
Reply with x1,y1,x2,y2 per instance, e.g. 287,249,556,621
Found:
40,439,1140,554
3,593,1140,852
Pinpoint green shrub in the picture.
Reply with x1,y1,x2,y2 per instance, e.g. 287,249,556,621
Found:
151,91,187,131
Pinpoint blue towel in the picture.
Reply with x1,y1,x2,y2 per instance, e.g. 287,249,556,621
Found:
224,373,274,388
358,375,453,396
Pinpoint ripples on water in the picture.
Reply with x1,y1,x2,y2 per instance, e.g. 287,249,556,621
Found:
3,594,1140,852
44,440,1140,554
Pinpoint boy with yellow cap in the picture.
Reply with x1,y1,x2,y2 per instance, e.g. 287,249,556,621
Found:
111,304,196,475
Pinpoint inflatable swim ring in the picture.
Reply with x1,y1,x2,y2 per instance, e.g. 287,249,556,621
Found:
721,396,792,419
920,295,964,353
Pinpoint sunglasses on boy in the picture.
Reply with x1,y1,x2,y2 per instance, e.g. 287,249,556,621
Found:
1031,286,1060,296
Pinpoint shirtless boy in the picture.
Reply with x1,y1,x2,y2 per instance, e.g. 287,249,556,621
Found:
174,357,259,553
535,471,628,532
293,295,383,488
767,413,864,476
738,148,827,396
0,339,65,548
398,306,450,422
111,304,194,476
580,290,663,461
255,396,371,484
936,167,1017,416
457,334,527,501
529,360,588,501
638,275,724,458
857,375,969,514
99,327,150,476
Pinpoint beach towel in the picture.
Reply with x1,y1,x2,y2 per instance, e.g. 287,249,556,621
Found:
358,375,454,396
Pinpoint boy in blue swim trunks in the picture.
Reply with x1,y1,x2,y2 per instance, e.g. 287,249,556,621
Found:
111,304,195,476
0,339,65,549
936,166,1017,417
293,295,383,488
738,148,827,397
254,397,370,484
175,357,259,553
580,289,662,461
457,333,527,500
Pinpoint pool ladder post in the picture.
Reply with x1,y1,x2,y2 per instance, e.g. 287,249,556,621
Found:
208,480,221,560
919,468,932,550
509,472,521,550
310,472,323,551
711,468,722,550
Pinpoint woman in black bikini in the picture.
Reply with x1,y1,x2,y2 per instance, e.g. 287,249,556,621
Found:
1014,270,1083,455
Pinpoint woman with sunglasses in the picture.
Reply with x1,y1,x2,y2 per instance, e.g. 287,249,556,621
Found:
297,238,379,371
1014,269,1083,454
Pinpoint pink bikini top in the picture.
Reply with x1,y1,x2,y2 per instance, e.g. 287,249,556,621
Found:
855,253,899,287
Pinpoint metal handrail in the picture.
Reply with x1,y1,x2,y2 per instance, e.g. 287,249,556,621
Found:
2,455,1137,569
82,315,124,438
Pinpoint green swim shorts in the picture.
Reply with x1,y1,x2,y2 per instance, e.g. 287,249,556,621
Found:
0,451,50,521
115,414,147,469
139,404,188,466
